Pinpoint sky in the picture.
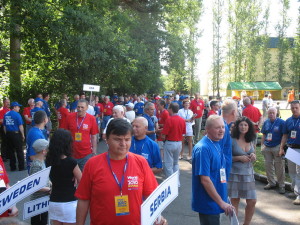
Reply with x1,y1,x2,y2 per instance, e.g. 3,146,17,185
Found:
197,0,300,96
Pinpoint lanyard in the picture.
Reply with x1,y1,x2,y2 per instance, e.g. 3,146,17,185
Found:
184,109,189,119
268,118,278,132
76,114,86,131
134,138,145,154
206,136,225,168
292,118,300,130
106,153,128,196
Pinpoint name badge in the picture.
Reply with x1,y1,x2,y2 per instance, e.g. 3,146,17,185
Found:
291,131,297,139
266,133,272,141
197,106,200,110
115,195,130,216
220,168,226,183
104,109,107,112
75,133,82,142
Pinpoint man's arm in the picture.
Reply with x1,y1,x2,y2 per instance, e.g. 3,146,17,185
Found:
151,167,163,174
260,134,265,148
258,115,263,128
24,115,32,123
19,125,25,141
76,199,90,225
91,134,97,154
3,125,6,134
279,134,288,156
200,175,234,216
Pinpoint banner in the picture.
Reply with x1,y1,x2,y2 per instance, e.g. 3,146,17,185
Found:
0,167,51,215
141,171,178,225
83,84,100,92
23,196,50,220
164,91,175,95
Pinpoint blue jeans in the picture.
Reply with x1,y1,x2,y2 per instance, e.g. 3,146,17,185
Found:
199,213,220,225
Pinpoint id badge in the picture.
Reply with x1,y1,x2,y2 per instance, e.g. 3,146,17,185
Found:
291,131,297,139
75,133,82,142
197,106,200,110
220,168,226,183
104,109,107,112
115,195,130,216
266,133,272,141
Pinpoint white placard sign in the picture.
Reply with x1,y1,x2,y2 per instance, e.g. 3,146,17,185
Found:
164,91,175,95
141,171,178,225
23,196,50,220
83,84,100,92
0,167,51,215
286,147,300,166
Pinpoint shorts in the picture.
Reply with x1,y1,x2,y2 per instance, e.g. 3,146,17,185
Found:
183,125,193,137
49,200,77,223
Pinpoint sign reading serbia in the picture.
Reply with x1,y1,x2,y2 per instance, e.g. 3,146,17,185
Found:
0,167,51,215
141,171,178,225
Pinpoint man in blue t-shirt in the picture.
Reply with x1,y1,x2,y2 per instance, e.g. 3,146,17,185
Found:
280,100,300,205
261,107,285,194
3,102,25,171
134,97,144,116
192,115,234,225
143,102,157,141
30,98,45,126
70,94,79,112
129,117,162,174
26,110,48,173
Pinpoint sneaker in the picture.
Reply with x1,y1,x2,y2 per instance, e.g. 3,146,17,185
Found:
279,187,285,194
287,192,297,198
264,184,276,190
293,197,300,205
186,156,192,160
179,156,183,160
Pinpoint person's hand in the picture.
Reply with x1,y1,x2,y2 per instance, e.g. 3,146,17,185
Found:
155,216,168,225
220,202,235,216
239,155,251,163
8,206,18,217
250,153,256,162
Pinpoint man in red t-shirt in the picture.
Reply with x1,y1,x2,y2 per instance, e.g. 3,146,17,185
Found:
0,98,10,161
242,97,263,147
190,93,205,143
66,99,98,171
207,100,219,118
75,119,167,225
101,96,114,134
162,102,186,184
23,98,35,137
57,99,70,129
156,99,169,158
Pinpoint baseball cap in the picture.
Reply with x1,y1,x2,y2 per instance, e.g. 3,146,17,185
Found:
125,103,134,109
11,102,22,107
32,139,49,153
232,96,240,100
34,97,43,103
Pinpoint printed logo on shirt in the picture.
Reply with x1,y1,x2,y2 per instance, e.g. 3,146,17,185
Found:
273,126,280,132
127,176,138,190
141,153,149,160
0,165,4,176
83,124,89,130
5,116,14,126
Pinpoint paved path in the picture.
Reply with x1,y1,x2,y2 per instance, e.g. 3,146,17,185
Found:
5,140,300,224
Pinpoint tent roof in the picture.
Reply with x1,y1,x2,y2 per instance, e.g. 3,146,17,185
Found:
227,82,282,90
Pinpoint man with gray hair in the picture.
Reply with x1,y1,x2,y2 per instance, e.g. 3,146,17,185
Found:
66,99,98,170
130,117,162,174
242,97,263,147
261,107,285,194
23,98,35,137
143,102,157,141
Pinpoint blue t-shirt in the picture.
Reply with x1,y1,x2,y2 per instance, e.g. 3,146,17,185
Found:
192,136,227,214
70,100,78,111
3,110,23,132
143,114,155,141
26,127,47,172
219,120,232,178
42,100,51,117
261,118,285,147
283,116,300,145
134,102,144,115
129,136,162,169
30,107,45,126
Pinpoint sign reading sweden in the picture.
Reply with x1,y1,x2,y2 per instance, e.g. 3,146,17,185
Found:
141,171,178,225
0,167,51,215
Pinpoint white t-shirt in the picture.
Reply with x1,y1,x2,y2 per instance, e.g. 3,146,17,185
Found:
178,108,194,134
103,117,131,134
125,111,135,123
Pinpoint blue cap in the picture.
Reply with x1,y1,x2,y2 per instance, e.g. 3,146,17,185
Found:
113,95,118,99
11,102,22,107
34,97,43,103
180,95,188,100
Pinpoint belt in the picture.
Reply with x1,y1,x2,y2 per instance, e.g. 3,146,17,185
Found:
7,131,19,134
104,115,111,117
166,140,181,142
287,144,300,149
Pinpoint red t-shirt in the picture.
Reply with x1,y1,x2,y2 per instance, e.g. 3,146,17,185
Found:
242,105,262,132
23,107,32,125
75,152,158,225
207,110,217,118
96,103,103,115
190,99,205,118
66,113,99,159
57,107,69,129
157,109,170,141
0,107,10,125
103,102,114,116
0,157,9,218
162,115,186,141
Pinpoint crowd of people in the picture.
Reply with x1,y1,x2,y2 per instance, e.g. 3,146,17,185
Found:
0,91,299,225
